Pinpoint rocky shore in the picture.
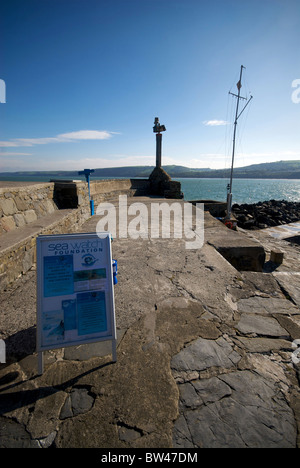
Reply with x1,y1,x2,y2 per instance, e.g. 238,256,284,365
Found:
232,200,300,230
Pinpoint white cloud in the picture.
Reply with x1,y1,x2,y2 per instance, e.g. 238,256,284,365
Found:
237,151,300,162
188,155,227,169
58,130,115,140
0,129,116,147
12,137,63,146
186,150,300,170
0,141,20,147
203,120,230,126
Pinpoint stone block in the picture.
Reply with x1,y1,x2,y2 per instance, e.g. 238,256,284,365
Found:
1,216,16,232
236,314,288,337
208,229,266,272
14,196,28,211
22,249,34,274
237,296,299,315
42,199,56,214
270,250,284,264
236,336,294,353
0,198,17,216
13,213,26,227
24,209,38,224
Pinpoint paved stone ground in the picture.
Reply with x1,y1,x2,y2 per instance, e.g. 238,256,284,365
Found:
0,198,299,448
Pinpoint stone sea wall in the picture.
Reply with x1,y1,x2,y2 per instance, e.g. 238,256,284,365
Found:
0,178,152,290
0,179,152,235
0,183,57,235
0,208,90,290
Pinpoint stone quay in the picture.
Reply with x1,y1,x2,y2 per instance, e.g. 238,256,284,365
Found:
0,182,299,448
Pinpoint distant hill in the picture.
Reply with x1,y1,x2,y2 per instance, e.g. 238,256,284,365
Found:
81,165,213,178
0,160,300,180
222,160,300,179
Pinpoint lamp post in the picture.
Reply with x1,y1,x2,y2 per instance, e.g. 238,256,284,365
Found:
78,168,95,215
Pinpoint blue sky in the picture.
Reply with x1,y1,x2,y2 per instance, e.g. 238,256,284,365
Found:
0,0,299,172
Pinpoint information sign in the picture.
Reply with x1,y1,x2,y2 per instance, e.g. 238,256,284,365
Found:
36,232,116,374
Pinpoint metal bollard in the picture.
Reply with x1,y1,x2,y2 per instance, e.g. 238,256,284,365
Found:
112,259,118,285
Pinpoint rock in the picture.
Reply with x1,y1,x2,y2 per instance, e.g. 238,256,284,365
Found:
236,314,289,337
273,272,300,308
171,337,241,373
232,200,300,230
60,388,95,419
235,336,294,353
237,296,299,315
179,377,232,409
270,250,284,264
13,213,26,227
0,198,17,216
23,209,37,224
38,431,57,448
174,370,296,448
275,315,300,341
0,417,39,448
70,388,95,416
1,216,16,232
26,391,66,439
118,425,142,442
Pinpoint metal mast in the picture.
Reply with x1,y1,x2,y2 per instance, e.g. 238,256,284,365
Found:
226,65,253,219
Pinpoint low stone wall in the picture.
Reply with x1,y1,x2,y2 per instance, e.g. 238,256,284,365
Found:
190,199,227,217
0,208,91,290
91,178,151,201
0,179,151,234
53,179,151,209
0,178,152,290
0,183,57,235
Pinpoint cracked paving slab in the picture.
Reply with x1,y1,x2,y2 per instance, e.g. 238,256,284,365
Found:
173,370,296,448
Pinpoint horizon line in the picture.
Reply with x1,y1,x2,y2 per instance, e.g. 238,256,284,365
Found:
0,159,299,174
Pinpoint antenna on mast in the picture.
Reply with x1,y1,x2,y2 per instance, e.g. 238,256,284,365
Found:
226,65,253,220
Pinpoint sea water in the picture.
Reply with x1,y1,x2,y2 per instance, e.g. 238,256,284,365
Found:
175,178,300,204
0,174,299,204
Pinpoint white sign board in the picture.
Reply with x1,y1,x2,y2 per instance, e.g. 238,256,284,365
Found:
36,232,116,373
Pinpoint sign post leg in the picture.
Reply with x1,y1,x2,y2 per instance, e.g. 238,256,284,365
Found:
112,339,117,363
38,351,44,375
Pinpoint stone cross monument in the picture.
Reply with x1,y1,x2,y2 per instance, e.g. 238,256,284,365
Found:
153,117,166,168
149,116,182,198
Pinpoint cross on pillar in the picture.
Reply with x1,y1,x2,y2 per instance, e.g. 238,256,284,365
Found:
153,117,166,168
